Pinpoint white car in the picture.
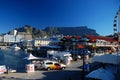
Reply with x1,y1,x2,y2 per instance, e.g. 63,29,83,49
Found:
41,60,66,70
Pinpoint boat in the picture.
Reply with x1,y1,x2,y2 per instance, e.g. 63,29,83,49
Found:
10,44,21,50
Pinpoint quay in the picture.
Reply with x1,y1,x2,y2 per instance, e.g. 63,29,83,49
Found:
0,60,89,80
0,46,10,49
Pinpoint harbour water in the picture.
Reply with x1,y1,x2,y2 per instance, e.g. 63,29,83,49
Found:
0,49,29,72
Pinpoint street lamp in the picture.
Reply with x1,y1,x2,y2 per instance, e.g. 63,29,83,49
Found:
82,49,87,80
77,43,86,80
78,37,87,80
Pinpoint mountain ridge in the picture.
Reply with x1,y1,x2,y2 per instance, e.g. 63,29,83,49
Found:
8,25,99,38
43,26,99,36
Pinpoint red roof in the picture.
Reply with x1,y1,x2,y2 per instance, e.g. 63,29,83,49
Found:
77,44,84,48
86,35,116,42
73,36,81,39
64,36,72,40
64,36,81,40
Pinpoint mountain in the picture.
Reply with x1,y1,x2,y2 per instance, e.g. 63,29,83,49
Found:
44,26,99,36
13,25,47,38
8,25,99,38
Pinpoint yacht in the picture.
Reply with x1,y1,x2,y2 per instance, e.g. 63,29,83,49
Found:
10,44,21,50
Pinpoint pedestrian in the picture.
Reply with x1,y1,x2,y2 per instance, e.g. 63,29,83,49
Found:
7,66,9,74
84,62,90,72
84,63,87,71
86,63,90,72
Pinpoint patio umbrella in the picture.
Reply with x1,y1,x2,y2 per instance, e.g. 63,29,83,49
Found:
86,68,114,80
92,54,120,64
24,53,40,60
24,53,40,63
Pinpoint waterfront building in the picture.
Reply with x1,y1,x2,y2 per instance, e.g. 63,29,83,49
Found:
9,29,17,36
81,35,117,53
84,35,117,47
33,38,51,47
60,35,82,51
9,29,32,41
17,32,32,41
50,37,61,46
20,40,33,49
0,35,4,46
0,35,3,42
4,34,15,42
15,35,23,42
60,35,117,53
3,29,32,46
3,34,22,43
32,37,61,47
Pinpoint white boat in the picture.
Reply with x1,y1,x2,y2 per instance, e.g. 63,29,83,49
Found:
10,44,21,50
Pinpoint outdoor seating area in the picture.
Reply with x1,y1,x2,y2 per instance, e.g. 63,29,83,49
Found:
92,53,120,64
84,52,120,80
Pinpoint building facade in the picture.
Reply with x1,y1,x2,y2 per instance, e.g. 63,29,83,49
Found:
33,38,51,47
3,34,22,42
17,32,32,41
0,35,3,42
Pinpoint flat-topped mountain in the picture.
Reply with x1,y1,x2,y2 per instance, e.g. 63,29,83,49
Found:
44,26,99,36
8,25,99,38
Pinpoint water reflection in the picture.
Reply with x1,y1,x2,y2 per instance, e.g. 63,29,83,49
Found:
0,49,29,72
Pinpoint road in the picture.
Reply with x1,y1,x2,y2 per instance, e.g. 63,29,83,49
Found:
0,59,92,80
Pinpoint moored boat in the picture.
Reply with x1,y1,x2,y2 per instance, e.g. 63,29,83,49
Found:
10,44,21,50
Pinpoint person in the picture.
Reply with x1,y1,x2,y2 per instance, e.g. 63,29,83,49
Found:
6,66,9,74
84,62,90,72
86,63,90,72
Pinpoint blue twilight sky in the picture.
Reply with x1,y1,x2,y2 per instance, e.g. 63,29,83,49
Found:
0,0,119,36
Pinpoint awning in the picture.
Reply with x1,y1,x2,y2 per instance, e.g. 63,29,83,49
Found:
86,68,114,80
92,53,120,64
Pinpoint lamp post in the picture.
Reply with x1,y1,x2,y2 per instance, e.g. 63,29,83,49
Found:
73,42,76,60
82,51,85,80
79,37,88,80
82,49,87,80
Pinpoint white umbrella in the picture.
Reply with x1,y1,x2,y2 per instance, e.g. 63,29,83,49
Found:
92,54,120,64
24,53,40,60
86,68,114,80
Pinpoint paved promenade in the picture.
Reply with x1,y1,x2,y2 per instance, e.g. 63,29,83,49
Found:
0,58,92,80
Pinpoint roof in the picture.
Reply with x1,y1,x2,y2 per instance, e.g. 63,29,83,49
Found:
85,35,116,42
64,36,81,40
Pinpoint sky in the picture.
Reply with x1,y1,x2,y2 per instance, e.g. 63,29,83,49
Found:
0,0,120,36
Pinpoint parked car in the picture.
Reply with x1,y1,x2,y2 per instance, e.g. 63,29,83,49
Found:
41,60,66,70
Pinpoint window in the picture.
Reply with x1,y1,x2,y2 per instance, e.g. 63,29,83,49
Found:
46,62,53,65
54,63,60,66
